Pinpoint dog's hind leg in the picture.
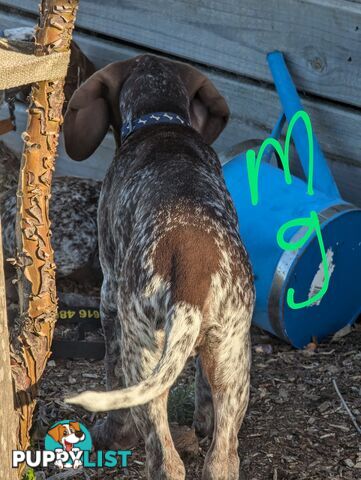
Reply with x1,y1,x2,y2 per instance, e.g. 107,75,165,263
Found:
122,324,186,480
91,277,139,450
193,356,214,438
131,393,185,480
201,314,251,480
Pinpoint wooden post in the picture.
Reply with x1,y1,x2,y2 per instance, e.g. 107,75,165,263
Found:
10,1,79,474
0,218,17,480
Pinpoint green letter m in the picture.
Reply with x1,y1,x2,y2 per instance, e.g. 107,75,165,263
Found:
246,110,314,206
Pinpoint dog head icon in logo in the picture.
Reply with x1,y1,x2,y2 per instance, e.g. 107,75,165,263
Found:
45,420,92,469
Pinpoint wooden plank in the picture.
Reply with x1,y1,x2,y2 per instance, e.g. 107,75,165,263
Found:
0,9,360,206
3,0,361,107
1,9,361,165
328,157,361,204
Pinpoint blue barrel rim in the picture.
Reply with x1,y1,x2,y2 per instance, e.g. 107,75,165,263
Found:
268,202,360,344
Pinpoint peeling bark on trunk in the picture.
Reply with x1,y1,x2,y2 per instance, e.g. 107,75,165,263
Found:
10,1,78,474
0,219,18,480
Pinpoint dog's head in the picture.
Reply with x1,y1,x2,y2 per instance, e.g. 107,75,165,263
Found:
47,422,85,451
63,54,230,161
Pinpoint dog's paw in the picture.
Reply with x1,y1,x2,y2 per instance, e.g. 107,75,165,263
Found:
91,417,139,451
193,410,214,439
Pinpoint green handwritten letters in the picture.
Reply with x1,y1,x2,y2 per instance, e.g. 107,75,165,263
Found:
245,111,329,309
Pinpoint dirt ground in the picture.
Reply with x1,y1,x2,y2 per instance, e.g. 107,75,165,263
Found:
28,318,361,480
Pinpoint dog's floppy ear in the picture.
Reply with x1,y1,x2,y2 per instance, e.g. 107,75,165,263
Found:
173,61,230,144
69,421,81,431
63,59,135,161
47,424,65,443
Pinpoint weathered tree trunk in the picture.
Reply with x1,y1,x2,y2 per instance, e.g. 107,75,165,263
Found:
10,1,78,475
0,219,18,480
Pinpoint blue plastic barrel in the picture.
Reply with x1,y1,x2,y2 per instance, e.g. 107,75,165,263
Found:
222,52,361,347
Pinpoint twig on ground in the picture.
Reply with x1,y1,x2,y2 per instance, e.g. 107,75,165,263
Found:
332,378,361,435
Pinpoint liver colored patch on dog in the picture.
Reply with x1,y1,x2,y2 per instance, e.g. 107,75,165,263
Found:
153,226,220,309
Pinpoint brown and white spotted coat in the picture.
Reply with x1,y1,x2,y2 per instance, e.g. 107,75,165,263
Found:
64,54,255,480
0,141,101,283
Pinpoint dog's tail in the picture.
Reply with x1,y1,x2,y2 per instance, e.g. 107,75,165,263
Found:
65,303,202,412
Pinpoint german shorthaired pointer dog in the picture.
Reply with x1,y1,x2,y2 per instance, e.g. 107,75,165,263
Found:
64,55,255,480
0,141,101,283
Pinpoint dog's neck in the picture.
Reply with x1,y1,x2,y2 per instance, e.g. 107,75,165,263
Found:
119,56,191,129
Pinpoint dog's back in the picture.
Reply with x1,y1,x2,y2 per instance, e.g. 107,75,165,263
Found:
100,123,253,318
